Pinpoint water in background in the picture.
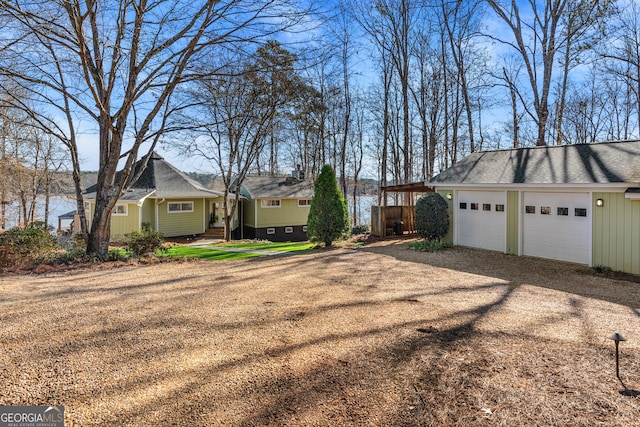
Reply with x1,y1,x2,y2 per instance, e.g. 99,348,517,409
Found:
348,195,376,227
2,196,77,231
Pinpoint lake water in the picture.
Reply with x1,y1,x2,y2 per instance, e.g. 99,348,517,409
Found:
2,195,77,231
348,195,377,227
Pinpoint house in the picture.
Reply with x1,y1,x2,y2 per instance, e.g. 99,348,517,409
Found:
83,152,239,240
429,140,640,275
235,171,314,242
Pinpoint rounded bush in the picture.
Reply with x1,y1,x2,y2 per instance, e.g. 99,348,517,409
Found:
415,193,450,241
124,228,165,257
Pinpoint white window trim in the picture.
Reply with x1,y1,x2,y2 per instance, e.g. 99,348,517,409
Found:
298,199,312,207
261,199,281,208
285,226,293,233
112,204,128,216
167,201,194,213
266,227,276,235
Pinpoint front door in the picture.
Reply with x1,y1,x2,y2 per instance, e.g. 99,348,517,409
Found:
209,201,224,228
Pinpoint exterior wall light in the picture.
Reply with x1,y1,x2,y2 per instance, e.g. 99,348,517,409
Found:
446,192,453,200
596,198,604,207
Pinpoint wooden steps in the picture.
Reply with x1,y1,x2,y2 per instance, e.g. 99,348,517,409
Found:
201,227,225,239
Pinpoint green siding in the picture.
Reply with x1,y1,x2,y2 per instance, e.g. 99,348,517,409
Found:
141,199,155,230
256,199,309,227
157,198,205,237
437,190,454,244
243,199,257,227
506,191,519,255
85,201,141,241
593,192,640,275
110,204,141,241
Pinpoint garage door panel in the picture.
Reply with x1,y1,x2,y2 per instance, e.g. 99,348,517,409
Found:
522,192,590,264
457,191,506,252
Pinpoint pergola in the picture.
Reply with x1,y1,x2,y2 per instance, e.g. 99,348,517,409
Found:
371,181,434,237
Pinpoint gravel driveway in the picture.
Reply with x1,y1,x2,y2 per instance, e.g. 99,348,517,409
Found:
1,239,639,425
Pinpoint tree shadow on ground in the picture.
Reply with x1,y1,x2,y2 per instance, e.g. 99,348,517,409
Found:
362,239,640,311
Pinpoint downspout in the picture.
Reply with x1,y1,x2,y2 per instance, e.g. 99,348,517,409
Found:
156,198,165,231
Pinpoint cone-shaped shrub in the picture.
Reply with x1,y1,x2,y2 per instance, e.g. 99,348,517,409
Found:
307,165,349,247
415,192,449,241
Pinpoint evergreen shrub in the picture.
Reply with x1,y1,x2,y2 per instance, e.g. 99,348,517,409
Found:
415,193,450,241
307,165,349,247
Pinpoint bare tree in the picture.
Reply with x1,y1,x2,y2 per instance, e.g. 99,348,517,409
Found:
600,0,640,139
486,0,614,146
181,69,270,240
352,0,418,184
0,0,307,259
440,0,484,153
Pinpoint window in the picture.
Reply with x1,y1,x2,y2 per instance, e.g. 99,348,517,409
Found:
298,199,312,207
470,203,479,210
84,202,91,211
495,204,505,212
266,228,276,235
261,199,281,208
113,204,128,216
302,225,307,232
557,207,569,216
575,208,587,217
525,205,536,214
540,206,551,215
285,227,293,233
168,201,194,213
483,203,491,211
459,202,467,209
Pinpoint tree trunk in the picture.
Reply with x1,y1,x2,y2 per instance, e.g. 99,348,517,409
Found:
86,195,112,259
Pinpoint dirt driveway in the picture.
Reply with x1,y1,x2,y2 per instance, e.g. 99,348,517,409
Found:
1,239,639,426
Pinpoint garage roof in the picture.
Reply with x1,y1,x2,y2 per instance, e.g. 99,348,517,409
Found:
430,140,640,185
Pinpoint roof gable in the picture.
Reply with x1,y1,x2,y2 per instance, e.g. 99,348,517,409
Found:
430,140,640,185
85,152,222,199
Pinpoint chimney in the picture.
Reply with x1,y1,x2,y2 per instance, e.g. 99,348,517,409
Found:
292,165,304,181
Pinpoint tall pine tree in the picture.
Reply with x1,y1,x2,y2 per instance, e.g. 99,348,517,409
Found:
307,165,349,247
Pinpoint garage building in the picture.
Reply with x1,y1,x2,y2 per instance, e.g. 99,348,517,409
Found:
429,140,640,275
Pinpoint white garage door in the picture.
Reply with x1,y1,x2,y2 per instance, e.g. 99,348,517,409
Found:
522,192,591,264
457,191,506,252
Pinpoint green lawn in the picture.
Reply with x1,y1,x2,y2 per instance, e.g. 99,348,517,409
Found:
211,241,315,252
162,241,314,261
162,246,262,261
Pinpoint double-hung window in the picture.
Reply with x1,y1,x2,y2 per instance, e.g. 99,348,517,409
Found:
168,202,194,213
261,199,281,208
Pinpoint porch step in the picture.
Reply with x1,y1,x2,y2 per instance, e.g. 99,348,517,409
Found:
201,227,225,239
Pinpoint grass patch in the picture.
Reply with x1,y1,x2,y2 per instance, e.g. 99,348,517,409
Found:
408,239,452,252
162,246,262,261
211,241,315,252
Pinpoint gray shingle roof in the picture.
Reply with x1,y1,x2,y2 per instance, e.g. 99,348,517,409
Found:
85,152,223,200
241,175,314,199
430,140,640,185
